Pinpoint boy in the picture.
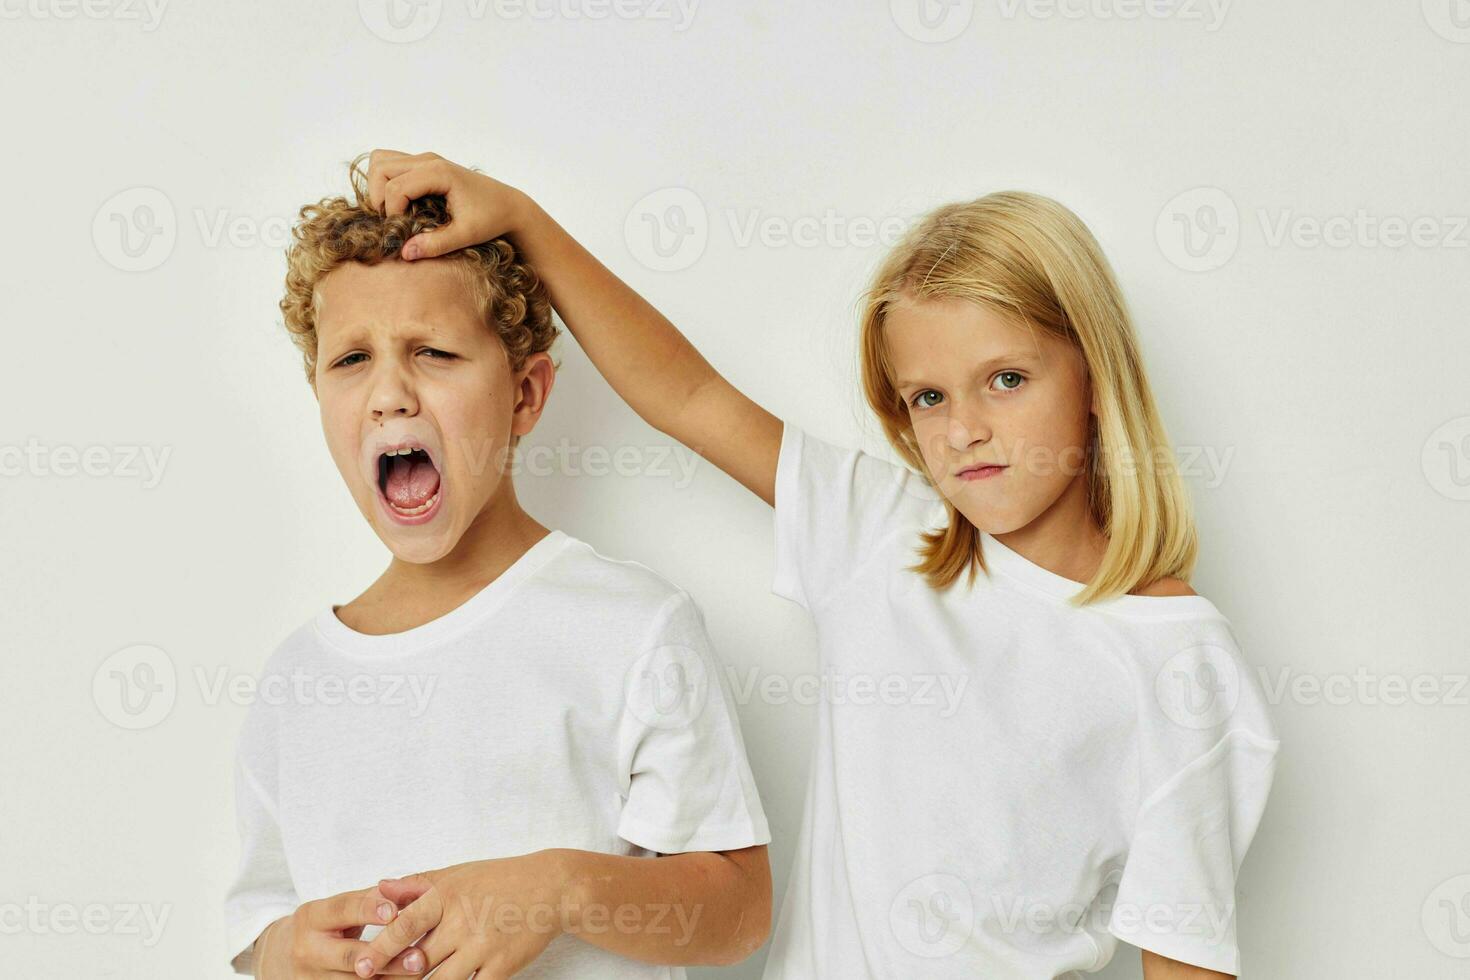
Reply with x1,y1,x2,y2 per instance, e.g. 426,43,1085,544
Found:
223,155,772,979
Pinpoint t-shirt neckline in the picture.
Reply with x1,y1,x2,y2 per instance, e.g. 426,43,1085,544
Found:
314,528,572,656
976,530,1224,619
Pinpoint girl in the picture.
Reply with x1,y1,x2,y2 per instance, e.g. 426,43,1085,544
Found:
363,150,1279,980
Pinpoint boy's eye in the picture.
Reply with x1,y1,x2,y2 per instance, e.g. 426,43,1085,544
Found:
993,371,1025,392
335,352,367,368
420,348,456,360
910,390,944,410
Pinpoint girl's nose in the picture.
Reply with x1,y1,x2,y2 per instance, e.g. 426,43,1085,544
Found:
945,405,990,451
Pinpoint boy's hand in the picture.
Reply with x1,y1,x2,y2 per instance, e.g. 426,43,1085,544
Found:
364,148,530,260
257,885,426,979
352,852,569,980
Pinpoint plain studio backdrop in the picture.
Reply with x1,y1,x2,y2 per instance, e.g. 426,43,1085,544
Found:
2,1,1467,977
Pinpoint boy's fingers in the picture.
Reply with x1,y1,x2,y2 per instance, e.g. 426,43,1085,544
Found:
304,886,398,932
297,931,393,976
377,874,434,906
301,934,429,975
377,946,432,976
357,886,444,976
424,949,484,980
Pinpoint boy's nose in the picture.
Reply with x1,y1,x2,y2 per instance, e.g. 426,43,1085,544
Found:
367,366,419,419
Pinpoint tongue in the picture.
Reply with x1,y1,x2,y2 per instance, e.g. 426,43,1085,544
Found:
384,455,440,509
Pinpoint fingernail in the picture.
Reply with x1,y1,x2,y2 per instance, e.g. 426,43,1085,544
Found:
403,242,419,260
378,901,395,922
405,949,425,972
356,957,374,978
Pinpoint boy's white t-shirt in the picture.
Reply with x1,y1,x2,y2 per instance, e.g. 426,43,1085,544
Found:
223,529,770,978
762,423,1280,980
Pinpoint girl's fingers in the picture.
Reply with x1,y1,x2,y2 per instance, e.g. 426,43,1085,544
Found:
381,160,456,219
401,228,459,261
365,149,448,213
364,148,414,210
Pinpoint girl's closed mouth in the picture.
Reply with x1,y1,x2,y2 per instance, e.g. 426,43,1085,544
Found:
955,462,1008,481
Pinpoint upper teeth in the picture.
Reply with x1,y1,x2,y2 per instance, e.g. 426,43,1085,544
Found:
385,448,416,456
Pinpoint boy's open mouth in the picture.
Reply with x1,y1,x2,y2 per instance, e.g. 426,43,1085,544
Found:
377,447,442,518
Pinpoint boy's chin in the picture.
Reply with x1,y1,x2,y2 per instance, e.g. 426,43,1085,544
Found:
359,493,460,563
374,523,460,564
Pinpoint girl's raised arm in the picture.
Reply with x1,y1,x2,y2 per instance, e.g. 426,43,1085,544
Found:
366,149,781,507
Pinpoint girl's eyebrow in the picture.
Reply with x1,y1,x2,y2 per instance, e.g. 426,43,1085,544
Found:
896,350,1040,389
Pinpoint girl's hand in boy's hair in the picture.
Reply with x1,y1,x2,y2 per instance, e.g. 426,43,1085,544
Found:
256,885,426,979
364,148,531,260
351,853,567,979
365,147,783,506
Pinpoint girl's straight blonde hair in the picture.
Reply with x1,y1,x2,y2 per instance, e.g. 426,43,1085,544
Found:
859,191,1198,605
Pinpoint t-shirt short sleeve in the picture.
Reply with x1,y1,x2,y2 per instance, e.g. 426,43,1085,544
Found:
615,590,772,854
222,703,299,974
1107,629,1282,976
771,421,939,610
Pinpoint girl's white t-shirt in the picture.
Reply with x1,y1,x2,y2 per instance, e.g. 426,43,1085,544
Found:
762,423,1280,980
223,529,770,978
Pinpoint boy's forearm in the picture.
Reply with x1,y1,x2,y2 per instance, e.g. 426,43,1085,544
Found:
542,844,771,966
506,197,720,440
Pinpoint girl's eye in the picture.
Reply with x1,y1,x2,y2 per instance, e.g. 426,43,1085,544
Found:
993,371,1025,392
335,352,366,368
910,390,944,410
420,348,456,360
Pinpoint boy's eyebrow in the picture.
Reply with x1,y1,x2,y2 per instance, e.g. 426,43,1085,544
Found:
895,350,1040,390
317,322,458,359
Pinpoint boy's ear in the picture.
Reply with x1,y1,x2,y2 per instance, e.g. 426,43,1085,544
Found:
510,352,556,438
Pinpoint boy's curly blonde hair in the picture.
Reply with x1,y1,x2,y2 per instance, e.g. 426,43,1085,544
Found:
280,152,557,385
